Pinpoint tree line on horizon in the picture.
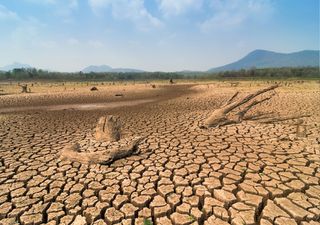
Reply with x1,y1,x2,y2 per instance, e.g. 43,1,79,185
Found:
0,67,319,81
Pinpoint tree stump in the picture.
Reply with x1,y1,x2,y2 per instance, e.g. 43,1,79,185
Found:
20,84,28,93
60,115,146,165
95,116,121,142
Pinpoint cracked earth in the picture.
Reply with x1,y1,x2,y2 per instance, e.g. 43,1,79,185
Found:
0,82,319,225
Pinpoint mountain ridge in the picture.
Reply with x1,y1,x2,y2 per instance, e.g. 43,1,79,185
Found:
0,62,32,71
82,65,144,73
208,49,320,72
1,49,319,73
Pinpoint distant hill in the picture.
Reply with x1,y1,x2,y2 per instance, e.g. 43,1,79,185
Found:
0,62,32,71
208,50,320,72
176,70,203,74
82,65,144,73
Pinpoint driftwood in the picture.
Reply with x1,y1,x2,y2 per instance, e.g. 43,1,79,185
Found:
203,85,279,128
60,115,146,165
95,116,121,142
60,137,145,165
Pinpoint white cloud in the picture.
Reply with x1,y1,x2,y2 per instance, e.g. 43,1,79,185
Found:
88,40,105,48
68,0,78,9
7,16,60,52
88,0,163,30
200,0,274,31
10,17,44,49
55,0,78,22
39,40,57,48
23,0,77,6
67,38,80,45
158,0,202,16
88,0,108,12
23,0,78,22
24,0,56,4
0,4,19,20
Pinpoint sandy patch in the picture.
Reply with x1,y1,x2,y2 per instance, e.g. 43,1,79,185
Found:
0,99,155,113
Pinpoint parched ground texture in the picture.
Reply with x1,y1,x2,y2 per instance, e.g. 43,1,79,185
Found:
0,81,319,225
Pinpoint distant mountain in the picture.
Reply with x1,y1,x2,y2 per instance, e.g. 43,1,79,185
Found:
0,62,32,71
208,50,320,72
82,65,144,73
110,68,145,73
82,65,112,73
176,70,203,74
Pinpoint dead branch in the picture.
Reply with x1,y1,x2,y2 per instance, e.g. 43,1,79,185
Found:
261,115,310,124
203,85,279,128
224,85,278,113
225,92,239,106
244,112,277,121
235,93,275,122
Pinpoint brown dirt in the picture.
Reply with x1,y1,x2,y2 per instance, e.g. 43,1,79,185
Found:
0,81,319,225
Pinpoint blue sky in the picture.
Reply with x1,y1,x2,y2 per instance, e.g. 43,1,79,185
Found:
0,0,319,72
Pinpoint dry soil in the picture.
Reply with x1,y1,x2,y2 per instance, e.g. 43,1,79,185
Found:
0,81,319,225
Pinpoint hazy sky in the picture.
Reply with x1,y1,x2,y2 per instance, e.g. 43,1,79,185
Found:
0,0,319,72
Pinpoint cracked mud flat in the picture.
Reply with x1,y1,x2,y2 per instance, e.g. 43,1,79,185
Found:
0,82,319,225
0,99,155,113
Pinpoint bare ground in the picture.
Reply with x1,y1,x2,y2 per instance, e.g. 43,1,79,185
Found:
0,81,319,225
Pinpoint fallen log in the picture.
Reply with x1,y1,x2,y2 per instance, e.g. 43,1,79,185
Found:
60,137,145,165
203,85,279,128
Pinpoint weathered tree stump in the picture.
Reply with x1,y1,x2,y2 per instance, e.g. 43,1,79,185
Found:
95,116,121,142
19,84,28,93
60,115,146,165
